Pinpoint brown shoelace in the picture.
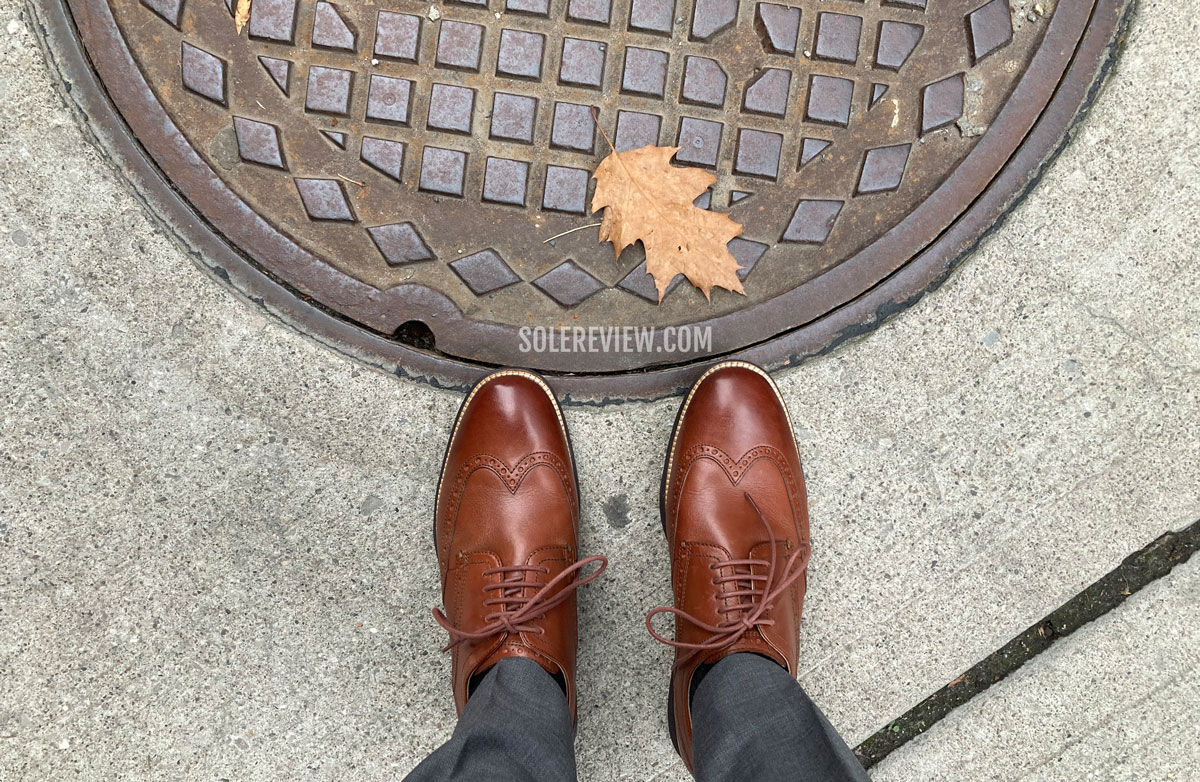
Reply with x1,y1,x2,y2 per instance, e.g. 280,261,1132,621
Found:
646,492,809,662
433,555,608,651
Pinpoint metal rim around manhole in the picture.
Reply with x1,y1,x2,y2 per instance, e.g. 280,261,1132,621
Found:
37,0,1129,400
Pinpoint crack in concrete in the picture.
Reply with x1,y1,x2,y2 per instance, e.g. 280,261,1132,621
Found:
1067,290,1192,376
853,514,1200,768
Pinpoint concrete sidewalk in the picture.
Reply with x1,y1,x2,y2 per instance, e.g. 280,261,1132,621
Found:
2,0,1199,779
872,555,1200,781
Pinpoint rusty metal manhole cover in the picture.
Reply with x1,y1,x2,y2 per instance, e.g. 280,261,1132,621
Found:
39,0,1127,398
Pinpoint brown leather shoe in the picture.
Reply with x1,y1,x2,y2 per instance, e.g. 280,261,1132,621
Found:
432,369,606,724
647,361,811,771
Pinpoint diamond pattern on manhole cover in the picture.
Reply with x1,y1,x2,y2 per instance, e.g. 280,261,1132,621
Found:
52,0,1127,397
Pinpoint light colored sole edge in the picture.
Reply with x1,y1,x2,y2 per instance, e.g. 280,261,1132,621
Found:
662,360,795,512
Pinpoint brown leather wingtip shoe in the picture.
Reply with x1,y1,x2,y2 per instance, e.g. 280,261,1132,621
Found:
433,369,606,724
647,361,811,771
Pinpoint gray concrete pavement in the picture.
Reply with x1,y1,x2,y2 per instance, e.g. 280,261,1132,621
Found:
2,0,1199,779
872,555,1200,781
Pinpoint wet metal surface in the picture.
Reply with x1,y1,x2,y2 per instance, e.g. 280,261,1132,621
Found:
51,0,1127,397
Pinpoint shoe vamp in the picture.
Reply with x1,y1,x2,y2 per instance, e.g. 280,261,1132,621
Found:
675,457,798,551
456,465,576,564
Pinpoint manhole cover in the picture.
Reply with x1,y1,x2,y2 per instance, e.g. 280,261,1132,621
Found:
41,0,1127,398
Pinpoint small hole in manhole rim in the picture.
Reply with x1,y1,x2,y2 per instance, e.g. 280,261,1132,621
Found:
392,320,436,351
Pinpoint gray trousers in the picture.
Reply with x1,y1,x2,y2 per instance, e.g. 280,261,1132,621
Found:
404,654,870,781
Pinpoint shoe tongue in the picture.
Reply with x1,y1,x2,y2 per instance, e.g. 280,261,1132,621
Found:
478,640,559,678
700,630,789,671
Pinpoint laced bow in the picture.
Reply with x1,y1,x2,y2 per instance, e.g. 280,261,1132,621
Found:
433,554,608,652
646,492,809,662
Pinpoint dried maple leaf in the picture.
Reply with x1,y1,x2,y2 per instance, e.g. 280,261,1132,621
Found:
591,145,745,302
235,0,252,33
